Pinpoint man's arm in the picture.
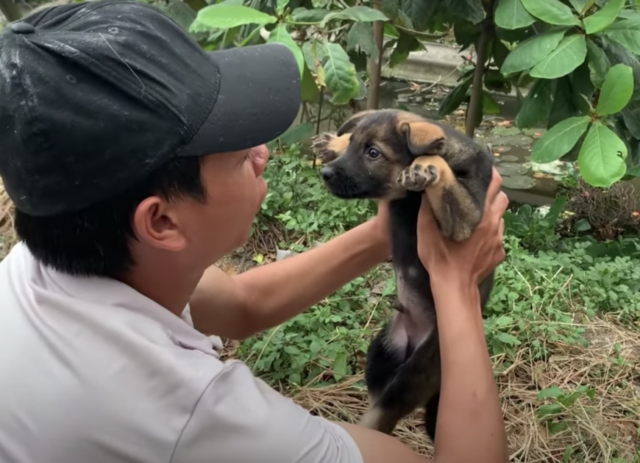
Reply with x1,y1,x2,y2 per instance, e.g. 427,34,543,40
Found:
189,218,389,340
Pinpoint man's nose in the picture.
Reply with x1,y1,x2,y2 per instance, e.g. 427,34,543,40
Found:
249,144,269,177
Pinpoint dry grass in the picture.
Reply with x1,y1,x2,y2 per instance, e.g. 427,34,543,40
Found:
220,315,640,462
0,179,16,260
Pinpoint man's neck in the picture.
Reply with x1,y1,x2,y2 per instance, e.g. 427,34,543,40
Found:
120,263,204,317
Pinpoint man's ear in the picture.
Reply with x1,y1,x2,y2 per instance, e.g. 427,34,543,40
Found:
398,121,445,156
131,197,188,252
336,109,377,136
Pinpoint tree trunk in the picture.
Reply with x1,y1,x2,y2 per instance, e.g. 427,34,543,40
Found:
366,1,384,110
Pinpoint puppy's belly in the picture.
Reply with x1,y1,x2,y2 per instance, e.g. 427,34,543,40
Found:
387,271,434,352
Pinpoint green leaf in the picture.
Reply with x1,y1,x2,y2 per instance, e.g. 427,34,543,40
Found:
321,6,388,27
537,403,563,418
346,22,379,59
497,332,522,346
515,78,552,128
602,18,640,55
438,77,473,116
333,350,347,379
322,42,359,105
495,0,536,30
577,121,627,187
278,122,315,146
194,4,277,31
301,39,328,77
400,0,432,30
445,0,486,24
586,39,611,88
548,421,570,434
300,64,320,102
596,63,634,115
529,34,587,79
567,0,588,13
276,0,289,15
582,0,625,34
389,30,422,67
454,19,482,50
501,27,568,75
537,386,565,399
380,0,399,20
268,24,304,76
531,115,591,163
289,7,330,23
521,0,580,26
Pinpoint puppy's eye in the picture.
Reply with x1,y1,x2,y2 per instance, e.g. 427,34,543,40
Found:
366,147,381,159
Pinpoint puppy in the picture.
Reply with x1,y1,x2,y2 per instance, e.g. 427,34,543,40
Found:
311,109,496,441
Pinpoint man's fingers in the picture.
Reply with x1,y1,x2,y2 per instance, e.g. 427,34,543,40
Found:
417,193,439,237
485,168,503,210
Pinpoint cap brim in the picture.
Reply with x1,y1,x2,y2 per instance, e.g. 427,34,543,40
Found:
179,43,301,157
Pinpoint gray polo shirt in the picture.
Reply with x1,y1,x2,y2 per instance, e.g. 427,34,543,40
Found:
0,242,364,463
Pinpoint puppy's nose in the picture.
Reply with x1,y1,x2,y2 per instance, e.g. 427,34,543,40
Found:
320,166,335,181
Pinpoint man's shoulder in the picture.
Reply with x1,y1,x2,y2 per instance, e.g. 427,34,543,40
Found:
173,359,364,463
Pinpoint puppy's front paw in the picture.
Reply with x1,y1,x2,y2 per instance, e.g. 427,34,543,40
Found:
311,133,339,163
398,162,438,191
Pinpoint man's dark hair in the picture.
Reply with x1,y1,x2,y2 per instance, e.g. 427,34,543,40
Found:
14,156,207,280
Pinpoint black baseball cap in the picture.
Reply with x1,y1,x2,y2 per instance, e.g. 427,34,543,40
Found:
0,0,301,216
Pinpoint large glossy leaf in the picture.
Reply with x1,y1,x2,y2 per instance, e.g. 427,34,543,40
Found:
495,0,536,30
578,121,627,187
582,0,625,34
400,0,432,30
301,40,328,84
389,30,422,68
586,39,611,88
515,79,552,128
567,0,588,13
320,6,388,27
521,0,580,26
529,34,587,79
596,63,634,115
531,115,591,163
501,27,568,75
268,24,304,76
194,4,276,30
438,76,473,116
322,42,360,105
445,0,485,24
346,22,378,59
602,18,640,55
289,7,330,23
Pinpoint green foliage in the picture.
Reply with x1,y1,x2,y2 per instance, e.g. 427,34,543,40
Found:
495,0,640,188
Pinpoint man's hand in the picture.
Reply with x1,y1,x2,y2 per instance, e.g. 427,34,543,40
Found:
416,167,508,288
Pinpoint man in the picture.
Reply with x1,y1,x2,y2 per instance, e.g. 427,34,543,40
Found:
0,1,509,462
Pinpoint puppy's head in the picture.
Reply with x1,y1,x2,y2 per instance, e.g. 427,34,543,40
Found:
319,109,446,200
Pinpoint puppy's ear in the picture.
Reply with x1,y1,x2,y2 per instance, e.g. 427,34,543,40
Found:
398,121,445,156
336,110,377,136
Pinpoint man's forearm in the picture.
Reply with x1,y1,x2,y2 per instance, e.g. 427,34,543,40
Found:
190,219,388,340
232,219,388,337
430,278,509,463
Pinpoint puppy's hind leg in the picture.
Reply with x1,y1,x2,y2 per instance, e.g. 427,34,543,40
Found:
360,320,409,434
423,392,440,442
399,155,482,242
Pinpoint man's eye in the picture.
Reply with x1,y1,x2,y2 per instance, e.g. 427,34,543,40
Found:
366,147,381,159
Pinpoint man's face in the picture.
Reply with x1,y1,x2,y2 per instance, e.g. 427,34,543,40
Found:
194,144,269,258
130,145,269,272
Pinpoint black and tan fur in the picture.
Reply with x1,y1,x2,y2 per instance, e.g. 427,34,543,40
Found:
311,109,496,441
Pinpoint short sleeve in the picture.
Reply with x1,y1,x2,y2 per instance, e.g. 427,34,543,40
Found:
171,360,364,463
